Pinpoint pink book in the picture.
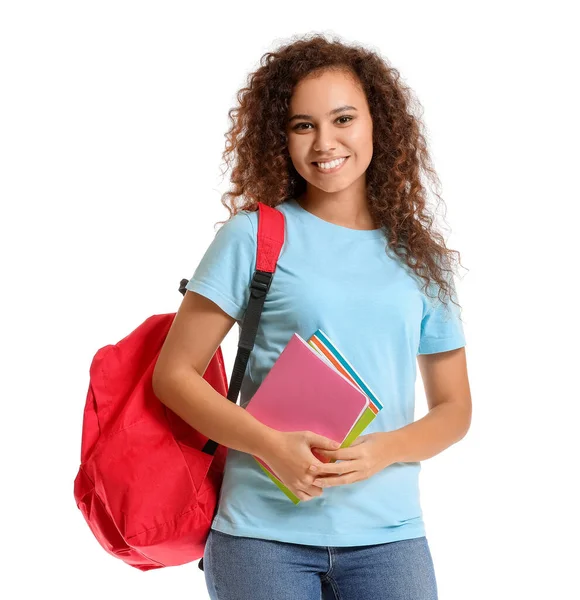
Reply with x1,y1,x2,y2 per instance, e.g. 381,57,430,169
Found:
245,333,370,496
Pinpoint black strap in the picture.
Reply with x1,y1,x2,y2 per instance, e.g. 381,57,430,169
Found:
178,270,274,572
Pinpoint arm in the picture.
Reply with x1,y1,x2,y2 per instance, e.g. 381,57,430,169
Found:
152,290,278,461
390,346,472,462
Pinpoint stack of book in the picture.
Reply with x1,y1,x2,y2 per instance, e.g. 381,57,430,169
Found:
244,328,383,504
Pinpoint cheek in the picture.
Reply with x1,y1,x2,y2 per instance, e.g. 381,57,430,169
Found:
287,136,306,159
350,139,373,170
287,141,312,175
349,127,372,152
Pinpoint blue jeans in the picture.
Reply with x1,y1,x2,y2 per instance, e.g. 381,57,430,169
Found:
203,528,438,599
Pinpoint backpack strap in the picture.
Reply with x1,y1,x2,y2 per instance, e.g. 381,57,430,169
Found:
200,202,285,456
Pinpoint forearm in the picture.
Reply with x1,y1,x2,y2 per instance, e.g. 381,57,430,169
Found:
390,401,471,463
153,367,278,461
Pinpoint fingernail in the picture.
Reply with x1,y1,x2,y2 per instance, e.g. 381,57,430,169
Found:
309,465,317,472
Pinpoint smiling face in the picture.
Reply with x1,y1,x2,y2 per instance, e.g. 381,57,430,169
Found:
286,68,374,195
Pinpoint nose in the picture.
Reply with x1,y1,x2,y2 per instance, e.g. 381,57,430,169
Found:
313,123,337,153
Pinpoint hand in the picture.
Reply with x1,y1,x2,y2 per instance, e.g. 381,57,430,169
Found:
259,430,341,502
309,432,399,488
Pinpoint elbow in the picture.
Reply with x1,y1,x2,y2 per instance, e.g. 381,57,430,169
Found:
152,363,171,404
457,401,472,441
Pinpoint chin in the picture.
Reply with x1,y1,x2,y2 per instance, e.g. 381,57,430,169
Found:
316,183,349,193
310,178,355,194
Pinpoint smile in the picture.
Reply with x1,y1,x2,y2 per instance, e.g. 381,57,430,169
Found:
312,156,349,174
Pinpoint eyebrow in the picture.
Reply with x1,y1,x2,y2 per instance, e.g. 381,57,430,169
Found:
287,105,358,123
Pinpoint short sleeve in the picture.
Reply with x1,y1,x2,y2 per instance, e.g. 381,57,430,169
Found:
417,275,466,355
185,212,257,321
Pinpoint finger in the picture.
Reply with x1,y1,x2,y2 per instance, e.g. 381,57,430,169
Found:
310,462,344,475
293,473,325,501
312,472,358,488
315,447,359,461
297,485,323,501
312,459,363,476
307,432,341,451
311,448,332,464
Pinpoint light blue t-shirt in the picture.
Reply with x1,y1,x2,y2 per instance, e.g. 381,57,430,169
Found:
185,198,466,547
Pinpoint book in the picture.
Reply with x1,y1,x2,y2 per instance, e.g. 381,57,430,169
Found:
245,329,382,504
306,329,383,453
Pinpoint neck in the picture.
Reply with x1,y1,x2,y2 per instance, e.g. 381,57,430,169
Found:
297,180,375,230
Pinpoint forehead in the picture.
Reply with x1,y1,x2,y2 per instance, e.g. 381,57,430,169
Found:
289,69,365,110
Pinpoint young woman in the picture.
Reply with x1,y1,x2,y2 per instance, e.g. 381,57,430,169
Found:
153,33,472,600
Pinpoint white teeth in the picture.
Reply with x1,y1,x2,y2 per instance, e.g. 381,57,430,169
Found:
316,157,346,169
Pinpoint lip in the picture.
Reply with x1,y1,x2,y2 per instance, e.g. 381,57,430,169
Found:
312,156,349,174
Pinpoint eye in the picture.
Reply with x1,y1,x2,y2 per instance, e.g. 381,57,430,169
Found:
292,115,354,131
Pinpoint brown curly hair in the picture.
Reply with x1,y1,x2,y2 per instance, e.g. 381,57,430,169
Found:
216,32,466,316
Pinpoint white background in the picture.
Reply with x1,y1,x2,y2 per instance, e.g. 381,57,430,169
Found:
2,1,578,598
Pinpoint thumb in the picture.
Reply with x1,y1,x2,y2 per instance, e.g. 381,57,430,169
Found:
308,432,341,451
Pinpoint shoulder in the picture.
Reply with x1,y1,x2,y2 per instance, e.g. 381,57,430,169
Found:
214,210,257,245
416,271,461,321
216,204,289,241
214,202,291,246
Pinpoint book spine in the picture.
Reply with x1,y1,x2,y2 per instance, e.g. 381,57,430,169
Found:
307,330,383,412
253,457,301,504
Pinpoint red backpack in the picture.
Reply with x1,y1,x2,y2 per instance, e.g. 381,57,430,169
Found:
73,202,285,572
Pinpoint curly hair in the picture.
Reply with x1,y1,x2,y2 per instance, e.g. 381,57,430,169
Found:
216,32,466,315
